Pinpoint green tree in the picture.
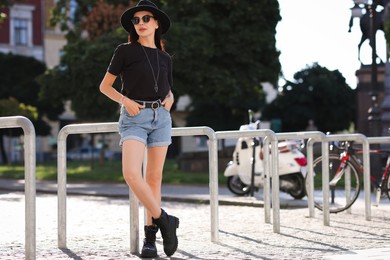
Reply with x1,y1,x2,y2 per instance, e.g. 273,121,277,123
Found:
162,0,281,130
262,63,356,133
49,0,132,33
45,0,281,130
0,97,38,163
39,29,127,121
39,0,131,166
39,0,129,122
0,52,62,127
0,0,13,23
0,53,60,163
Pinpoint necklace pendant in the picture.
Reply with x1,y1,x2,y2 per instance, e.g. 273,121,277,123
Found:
154,84,158,92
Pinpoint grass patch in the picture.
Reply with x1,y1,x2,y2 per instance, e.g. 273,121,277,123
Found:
0,159,226,185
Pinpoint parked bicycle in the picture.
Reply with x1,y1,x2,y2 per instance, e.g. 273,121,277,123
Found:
305,141,390,213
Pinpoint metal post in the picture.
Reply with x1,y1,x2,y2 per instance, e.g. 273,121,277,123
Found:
129,191,139,252
215,129,278,232
275,132,327,220
362,138,372,221
250,137,256,196
321,139,330,226
302,136,329,224
326,134,371,221
208,130,219,242
57,123,140,252
368,0,383,181
0,116,36,260
171,127,219,242
270,135,280,233
263,136,271,223
306,138,316,217
57,128,67,249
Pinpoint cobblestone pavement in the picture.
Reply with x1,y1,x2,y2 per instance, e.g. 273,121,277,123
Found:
1,189,390,259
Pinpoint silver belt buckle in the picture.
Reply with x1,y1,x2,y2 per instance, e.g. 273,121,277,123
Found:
151,101,160,110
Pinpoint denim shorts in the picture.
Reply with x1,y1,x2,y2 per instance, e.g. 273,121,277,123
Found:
118,105,172,147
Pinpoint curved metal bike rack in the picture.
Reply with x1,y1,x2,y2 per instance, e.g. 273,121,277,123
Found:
325,134,371,221
276,131,328,222
171,127,219,242
57,123,126,250
0,116,36,260
216,129,281,233
57,123,220,253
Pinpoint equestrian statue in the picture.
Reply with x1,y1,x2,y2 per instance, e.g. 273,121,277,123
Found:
348,0,389,64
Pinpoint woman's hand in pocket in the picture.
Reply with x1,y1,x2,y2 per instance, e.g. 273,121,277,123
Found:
162,91,174,111
123,98,144,116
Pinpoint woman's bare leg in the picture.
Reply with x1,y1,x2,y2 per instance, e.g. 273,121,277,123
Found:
122,139,161,218
145,146,168,225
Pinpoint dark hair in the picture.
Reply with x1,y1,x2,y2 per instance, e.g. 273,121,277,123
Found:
128,21,165,51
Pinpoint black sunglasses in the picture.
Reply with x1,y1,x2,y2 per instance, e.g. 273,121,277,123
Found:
131,15,155,25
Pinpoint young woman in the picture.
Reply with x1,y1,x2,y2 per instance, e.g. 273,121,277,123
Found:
99,0,178,257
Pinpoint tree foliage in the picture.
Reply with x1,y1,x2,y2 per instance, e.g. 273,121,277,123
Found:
39,1,130,122
0,53,58,163
0,97,37,119
80,0,127,40
262,63,356,133
162,0,281,130
0,0,14,23
49,0,132,33
0,52,61,135
38,29,127,122
43,0,281,129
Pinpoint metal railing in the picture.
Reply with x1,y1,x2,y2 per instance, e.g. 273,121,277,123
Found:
0,116,36,260
325,134,371,221
54,123,374,251
306,134,371,223
215,129,281,233
171,127,219,242
57,123,124,250
57,123,220,253
275,131,328,222
0,115,378,258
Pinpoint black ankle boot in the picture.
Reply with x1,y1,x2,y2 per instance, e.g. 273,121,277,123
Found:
152,209,179,256
141,225,158,258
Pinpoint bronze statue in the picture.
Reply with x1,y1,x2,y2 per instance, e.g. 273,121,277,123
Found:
348,0,389,64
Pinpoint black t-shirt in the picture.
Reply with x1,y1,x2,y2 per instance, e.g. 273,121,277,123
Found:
107,42,173,101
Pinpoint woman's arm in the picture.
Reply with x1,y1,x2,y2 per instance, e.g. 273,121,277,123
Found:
99,72,123,104
99,72,144,115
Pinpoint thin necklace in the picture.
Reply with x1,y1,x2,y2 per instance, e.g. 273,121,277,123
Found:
141,45,159,93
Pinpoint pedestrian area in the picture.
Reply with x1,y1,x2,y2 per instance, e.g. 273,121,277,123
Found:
1,189,390,259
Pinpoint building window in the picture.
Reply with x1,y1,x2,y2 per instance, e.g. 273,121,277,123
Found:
9,4,35,47
13,18,28,46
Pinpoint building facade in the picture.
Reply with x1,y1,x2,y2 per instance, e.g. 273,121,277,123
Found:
0,0,44,61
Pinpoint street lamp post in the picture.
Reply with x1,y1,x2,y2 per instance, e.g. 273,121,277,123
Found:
367,1,382,137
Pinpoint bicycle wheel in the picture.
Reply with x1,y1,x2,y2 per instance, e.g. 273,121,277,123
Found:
305,154,361,213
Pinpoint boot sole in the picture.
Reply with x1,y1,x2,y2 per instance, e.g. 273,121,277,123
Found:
141,250,158,258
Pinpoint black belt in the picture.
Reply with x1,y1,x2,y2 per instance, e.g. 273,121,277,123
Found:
134,100,163,110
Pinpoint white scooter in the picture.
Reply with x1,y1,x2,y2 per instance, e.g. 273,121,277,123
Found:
224,114,308,199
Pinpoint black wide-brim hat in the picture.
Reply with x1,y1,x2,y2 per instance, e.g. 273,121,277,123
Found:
121,0,171,34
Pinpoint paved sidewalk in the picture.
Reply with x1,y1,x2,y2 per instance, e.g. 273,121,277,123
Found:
0,178,309,208
1,178,390,259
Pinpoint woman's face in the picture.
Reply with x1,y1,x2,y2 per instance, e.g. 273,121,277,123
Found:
132,10,159,38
